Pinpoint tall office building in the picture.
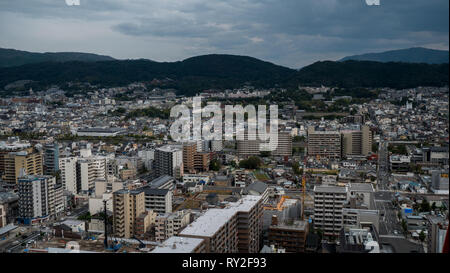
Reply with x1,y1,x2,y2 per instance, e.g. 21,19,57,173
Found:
183,142,197,174
154,145,183,178
17,175,63,224
76,157,107,193
112,189,147,239
59,157,78,194
341,125,372,157
307,127,341,159
2,149,43,189
43,143,61,175
313,185,348,238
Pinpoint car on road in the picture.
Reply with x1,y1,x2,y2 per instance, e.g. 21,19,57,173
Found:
394,230,398,235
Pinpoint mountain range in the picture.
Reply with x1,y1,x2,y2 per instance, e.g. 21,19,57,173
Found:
339,47,449,64
0,48,115,68
0,47,448,96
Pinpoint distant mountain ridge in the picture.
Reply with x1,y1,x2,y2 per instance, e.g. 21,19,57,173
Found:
0,50,448,96
0,48,115,68
339,47,449,64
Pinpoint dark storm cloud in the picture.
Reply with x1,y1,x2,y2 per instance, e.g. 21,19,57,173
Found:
0,0,448,68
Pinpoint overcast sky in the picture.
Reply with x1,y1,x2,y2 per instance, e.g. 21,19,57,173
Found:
0,0,448,68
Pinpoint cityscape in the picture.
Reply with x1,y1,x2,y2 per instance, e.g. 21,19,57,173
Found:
0,0,448,263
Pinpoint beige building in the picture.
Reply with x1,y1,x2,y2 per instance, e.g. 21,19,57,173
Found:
307,127,341,159
113,189,148,238
2,149,43,188
341,125,372,157
155,210,191,242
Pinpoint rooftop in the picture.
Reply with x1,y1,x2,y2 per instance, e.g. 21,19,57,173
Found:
179,195,261,238
349,183,374,192
157,145,182,153
148,175,174,188
314,185,348,194
150,236,204,253
77,127,126,133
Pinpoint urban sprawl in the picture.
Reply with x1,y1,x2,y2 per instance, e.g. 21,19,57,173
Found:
0,83,448,253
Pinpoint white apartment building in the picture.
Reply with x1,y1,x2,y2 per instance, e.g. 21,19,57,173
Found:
77,156,107,192
313,185,349,239
59,157,78,194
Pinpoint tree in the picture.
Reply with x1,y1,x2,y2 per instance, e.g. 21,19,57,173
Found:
316,228,323,241
420,200,431,212
209,159,222,171
401,219,408,235
239,156,262,169
292,161,303,175
431,202,437,211
419,230,426,242
260,151,271,157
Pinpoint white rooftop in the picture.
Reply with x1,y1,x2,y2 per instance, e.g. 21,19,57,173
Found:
157,145,182,153
179,195,261,238
150,236,204,253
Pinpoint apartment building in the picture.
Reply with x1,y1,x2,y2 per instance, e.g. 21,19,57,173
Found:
17,175,64,225
76,156,107,193
268,215,308,253
43,143,61,175
183,142,197,174
2,149,43,188
341,125,373,157
194,152,210,172
182,174,210,184
155,210,191,242
342,208,380,232
142,188,172,214
237,130,292,157
112,189,149,239
59,157,78,194
313,185,348,238
0,139,31,175
273,130,293,157
154,145,183,178
307,127,341,159
178,195,263,253
0,192,19,228
427,215,448,253
234,169,251,188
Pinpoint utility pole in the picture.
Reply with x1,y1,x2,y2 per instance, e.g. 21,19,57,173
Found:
103,199,108,249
